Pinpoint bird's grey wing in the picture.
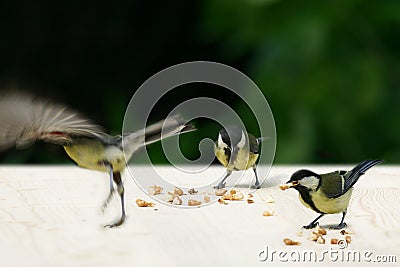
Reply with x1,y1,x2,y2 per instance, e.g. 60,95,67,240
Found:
319,171,346,198
0,92,105,149
248,134,259,154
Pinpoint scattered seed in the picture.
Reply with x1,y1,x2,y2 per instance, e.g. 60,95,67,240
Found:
136,199,155,207
316,225,327,235
215,188,227,196
309,233,319,241
174,187,184,196
148,185,163,195
188,188,198,195
283,238,300,245
222,190,244,201
331,238,339,245
316,236,325,244
279,184,290,190
297,230,303,237
188,199,201,206
340,229,353,235
262,210,274,216
171,196,183,205
265,195,275,203
218,198,228,205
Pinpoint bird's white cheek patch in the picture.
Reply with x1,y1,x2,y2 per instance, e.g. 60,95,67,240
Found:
299,176,319,190
217,134,227,148
237,131,246,148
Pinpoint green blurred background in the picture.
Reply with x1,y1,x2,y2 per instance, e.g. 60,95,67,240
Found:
0,0,399,164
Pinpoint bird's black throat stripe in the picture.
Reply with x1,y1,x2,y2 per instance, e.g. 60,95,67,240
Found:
224,147,231,160
296,186,325,214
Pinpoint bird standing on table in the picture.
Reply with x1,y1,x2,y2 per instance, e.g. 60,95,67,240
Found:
282,159,383,229
214,125,268,189
0,92,195,227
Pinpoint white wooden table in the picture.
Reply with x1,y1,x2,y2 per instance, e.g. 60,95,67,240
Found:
0,165,398,267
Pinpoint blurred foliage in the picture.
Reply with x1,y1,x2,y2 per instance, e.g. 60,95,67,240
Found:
200,0,400,163
0,0,399,164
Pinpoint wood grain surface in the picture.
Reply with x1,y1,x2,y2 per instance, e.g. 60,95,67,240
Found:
0,165,398,267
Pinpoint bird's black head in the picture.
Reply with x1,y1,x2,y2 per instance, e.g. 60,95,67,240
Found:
286,169,321,190
218,126,247,149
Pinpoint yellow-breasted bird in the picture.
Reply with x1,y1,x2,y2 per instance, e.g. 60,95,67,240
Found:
284,159,383,229
0,92,195,227
214,125,268,189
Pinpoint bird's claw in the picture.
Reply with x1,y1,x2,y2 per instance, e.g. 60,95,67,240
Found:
250,183,261,189
330,222,347,230
104,214,126,228
303,222,319,229
213,182,226,189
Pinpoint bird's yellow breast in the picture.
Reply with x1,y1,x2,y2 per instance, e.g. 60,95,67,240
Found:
214,146,259,171
299,188,353,214
63,138,126,172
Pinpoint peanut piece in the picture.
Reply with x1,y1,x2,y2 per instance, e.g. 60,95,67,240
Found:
262,210,274,216
331,238,339,245
148,185,163,195
136,199,155,207
215,188,227,196
188,199,201,206
283,238,300,246
316,236,325,244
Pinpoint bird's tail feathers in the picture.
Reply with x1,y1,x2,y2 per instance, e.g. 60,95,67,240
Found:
143,115,196,145
345,159,384,189
257,137,270,143
122,115,195,157
350,159,384,176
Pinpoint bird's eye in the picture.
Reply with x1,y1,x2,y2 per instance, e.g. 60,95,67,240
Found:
292,181,299,186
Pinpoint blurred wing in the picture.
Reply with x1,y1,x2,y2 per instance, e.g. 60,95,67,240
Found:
0,92,105,149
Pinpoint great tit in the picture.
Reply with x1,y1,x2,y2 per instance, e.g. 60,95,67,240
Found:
0,92,195,227
284,159,383,229
214,126,268,189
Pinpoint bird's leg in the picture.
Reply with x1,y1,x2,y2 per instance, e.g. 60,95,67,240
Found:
104,172,126,228
250,164,261,189
101,163,115,213
331,211,347,229
303,214,324,229
214,170,232,189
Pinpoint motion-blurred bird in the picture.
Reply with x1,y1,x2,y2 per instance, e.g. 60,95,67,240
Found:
0,92,195,227
283,159,383,229
214,126,268,189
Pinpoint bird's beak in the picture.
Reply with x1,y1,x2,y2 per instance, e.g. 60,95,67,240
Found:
279,181,299,191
